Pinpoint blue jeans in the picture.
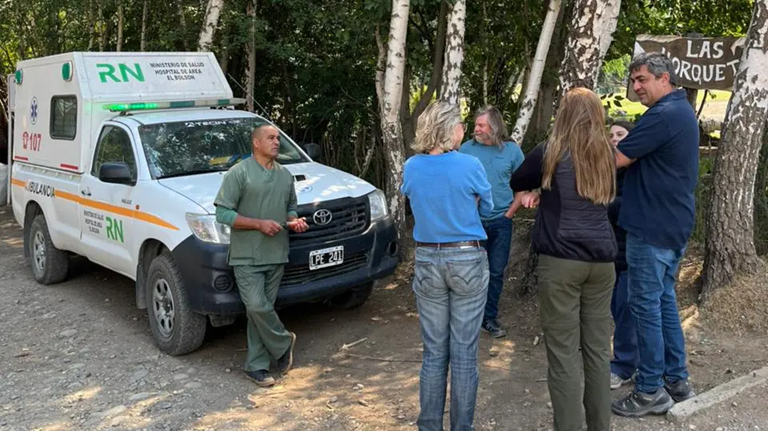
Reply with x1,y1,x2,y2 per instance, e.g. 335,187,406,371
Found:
412,246,490,431
626,234,689,394
610,270,639,379
481,216,513,322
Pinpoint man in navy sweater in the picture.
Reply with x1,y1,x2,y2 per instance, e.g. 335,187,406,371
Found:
612,52,698,417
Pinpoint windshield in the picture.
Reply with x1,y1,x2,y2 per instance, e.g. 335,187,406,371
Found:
138,117,308,179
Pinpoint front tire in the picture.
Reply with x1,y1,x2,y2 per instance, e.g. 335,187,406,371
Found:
145,251,207,355
26,214,69,285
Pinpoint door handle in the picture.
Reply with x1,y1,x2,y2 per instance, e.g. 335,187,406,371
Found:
81,189,92,197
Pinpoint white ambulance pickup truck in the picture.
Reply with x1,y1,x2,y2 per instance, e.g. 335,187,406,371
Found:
8,52,399,355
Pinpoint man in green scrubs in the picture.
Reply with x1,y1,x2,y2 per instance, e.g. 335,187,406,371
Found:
214,124,309,387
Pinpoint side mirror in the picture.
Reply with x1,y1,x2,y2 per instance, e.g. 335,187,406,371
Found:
303,143,322,161
99,162,133,185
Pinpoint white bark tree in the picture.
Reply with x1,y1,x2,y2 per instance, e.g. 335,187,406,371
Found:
375,0,410,243
440,0,466,105
702,0,768,300
198,0,225,52
511,0,562,144
598,0,621,61
558,0,621,99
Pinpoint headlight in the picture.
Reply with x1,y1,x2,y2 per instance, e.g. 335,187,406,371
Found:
185,213,231,244
368,189,388,221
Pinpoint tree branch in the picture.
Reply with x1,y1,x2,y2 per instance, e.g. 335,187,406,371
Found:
411,0,449,120
374,21,386,115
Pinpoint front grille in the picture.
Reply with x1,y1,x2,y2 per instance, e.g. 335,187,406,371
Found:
280,252,369,287
289,198,369,246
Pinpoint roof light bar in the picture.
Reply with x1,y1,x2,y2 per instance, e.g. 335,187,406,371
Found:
102,98,246,112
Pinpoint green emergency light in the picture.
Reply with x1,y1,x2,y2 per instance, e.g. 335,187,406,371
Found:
102,98,246,112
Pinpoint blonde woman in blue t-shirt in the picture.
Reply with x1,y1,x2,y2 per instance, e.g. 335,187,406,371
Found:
400,100,493,431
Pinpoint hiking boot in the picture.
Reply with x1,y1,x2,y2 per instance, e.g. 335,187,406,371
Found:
481,320,506,338
245,370,275,387
611,388,674,417
277,332,297,374
610,372,632,390
664,378,696,402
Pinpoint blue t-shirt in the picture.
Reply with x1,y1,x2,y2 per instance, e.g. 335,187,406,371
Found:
400,151,493,243
617,89,699,250
459,139,524,220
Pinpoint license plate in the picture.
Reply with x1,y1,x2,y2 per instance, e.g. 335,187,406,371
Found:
309,246,344,270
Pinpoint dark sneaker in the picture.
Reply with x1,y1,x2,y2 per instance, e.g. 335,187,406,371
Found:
277,332,297,374
481,320,507,338
665,378,696,402
245,370,275,387
612,388,674,417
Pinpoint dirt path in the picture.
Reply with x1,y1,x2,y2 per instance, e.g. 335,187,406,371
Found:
0,207,766,430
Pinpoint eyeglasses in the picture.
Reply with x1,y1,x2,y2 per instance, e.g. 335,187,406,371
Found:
460,123,468,133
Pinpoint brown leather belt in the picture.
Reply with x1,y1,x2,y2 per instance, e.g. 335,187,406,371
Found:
416,240,485,248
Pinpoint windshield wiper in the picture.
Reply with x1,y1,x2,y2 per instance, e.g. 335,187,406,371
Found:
158,167,229,179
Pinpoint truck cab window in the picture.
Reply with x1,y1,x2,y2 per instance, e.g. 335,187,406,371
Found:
50,96,77,140
138,118,308,179
92,126,137,183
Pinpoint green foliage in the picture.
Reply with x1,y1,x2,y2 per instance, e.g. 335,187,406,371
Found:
598,54,630,94
463,0,547,126
0,0,756,193
608,0,753,61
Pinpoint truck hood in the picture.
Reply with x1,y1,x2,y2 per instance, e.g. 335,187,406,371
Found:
157,162,375,214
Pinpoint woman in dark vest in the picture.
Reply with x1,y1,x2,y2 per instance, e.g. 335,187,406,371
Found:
508,87,618,431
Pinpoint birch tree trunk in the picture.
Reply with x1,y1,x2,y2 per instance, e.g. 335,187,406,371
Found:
245,0,257,112
558,0,620,100
377,0,410,243
140,0,148,52
116,0,124,52
598,0,621,61
525,2,567,146
511,0,562,144
198,0,225,51
439,0,466,105
702,0,768,301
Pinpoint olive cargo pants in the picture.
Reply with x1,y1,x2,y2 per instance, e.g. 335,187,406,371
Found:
234,264,293,372
537,254,615,431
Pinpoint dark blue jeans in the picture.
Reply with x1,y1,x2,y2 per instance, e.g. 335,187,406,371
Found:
481,216,513,322
412,246,489,431
626,234,689,394
610,270,639,379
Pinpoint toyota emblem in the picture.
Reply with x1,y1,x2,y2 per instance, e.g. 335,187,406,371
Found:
313,209,333,226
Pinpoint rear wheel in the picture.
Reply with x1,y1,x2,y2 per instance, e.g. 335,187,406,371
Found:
330,282,374,309
145,251,207,355
26,214,69,285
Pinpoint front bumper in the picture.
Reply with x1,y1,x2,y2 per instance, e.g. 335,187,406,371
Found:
171,216,399,315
